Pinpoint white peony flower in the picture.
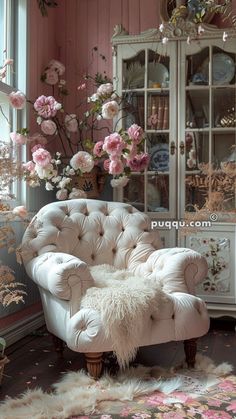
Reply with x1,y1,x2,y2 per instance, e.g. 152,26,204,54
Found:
102,100,119,119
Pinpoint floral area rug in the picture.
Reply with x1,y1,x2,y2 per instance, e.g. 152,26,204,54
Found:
0,355,235,419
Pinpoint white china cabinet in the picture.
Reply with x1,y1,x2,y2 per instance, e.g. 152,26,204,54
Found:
112,23,236,318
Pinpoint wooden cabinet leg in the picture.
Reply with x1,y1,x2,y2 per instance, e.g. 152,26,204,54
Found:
51,334,64,357
85,352,103,379
184,338,197,368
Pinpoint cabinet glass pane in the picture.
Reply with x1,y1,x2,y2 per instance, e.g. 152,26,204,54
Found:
123,174,144,211
186,47,209,86
147,93,169,130
213,88,235,128
147,133,169,212
186,90,209,129
123,51,145,89
122,92,144,129
185,131,210,212
147,50,169,88
212,46,236,86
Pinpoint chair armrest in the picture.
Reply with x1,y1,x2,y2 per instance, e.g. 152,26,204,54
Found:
25,252,94,300
131,247,208,295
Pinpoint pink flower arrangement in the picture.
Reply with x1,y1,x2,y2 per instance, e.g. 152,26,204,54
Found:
4,59,150,200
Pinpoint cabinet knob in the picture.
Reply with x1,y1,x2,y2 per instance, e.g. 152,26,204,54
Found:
179,141,185,155
170,141,176,155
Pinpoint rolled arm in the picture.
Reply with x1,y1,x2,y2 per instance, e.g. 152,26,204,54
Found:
25,252,94,300
132,247,208,295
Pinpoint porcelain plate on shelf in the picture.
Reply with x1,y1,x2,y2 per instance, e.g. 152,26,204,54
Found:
201,53,235,85
148,62,169,87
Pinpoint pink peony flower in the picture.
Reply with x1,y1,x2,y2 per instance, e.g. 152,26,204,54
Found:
44,68,59,85
35,163,56,179
10,132,27,145
41,120,57,135
109,159,124,175
101,100,119,119
32,147,52,167
34,95,61,118
12,206,28,218
127,153,150,171
22,160,35,172
93,140,104,157
9,91,26,109
56,188,68,200
127,124,143,144
70,151,94,173
48,59,65,75
64,114,78,133
103,132,125,156
97,83,113,97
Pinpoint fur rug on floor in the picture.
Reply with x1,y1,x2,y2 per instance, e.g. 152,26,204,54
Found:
81,264,169,368
0,355,233,419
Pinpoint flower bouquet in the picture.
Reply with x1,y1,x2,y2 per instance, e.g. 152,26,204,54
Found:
6,59,150,200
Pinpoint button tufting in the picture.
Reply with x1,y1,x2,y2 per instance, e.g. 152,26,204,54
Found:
91,254,95,260
112,248,116,254
121,227,125,232
99,231,104,236
133,244,137,249
172,314,175,319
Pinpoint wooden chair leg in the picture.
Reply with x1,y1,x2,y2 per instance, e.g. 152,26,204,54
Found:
85,352,103,379
51,334,64,358
184,338,198,368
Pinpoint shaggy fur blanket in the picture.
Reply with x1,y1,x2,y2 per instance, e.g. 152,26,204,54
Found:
0,355,233,419
80,264,170,368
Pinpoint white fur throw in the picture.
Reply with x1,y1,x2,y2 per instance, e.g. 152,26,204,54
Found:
80,264,169,368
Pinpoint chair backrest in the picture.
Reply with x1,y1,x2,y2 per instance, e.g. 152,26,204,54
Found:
21,199,162,269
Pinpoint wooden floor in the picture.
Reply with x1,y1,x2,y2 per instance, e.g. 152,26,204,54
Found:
0,318,235,401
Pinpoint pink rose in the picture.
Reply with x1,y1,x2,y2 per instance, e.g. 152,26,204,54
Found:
9,91,26,109
22,160,35,172
12,206,28,218
127,153,150,171
97,83,113,97
44,68,59,85
32,147,52,167
34,95,61,118
102,100,119,119
48,59,65,76
65,114,78,133
10,132,27,145
93,140,104,157
56,188,68,200
109,159,124,175
103,133,125,156
70,151,94,173
41,120,57,135
127,124,143,144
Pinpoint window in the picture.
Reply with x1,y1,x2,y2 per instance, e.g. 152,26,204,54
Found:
0,0,27,204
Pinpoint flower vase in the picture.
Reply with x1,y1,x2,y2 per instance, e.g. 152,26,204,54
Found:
0,355,9,386
75,166,106,199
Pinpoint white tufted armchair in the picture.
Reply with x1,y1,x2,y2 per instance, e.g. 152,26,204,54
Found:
21,199,210,378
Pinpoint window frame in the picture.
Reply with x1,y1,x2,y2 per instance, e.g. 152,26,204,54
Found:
0,0,28,206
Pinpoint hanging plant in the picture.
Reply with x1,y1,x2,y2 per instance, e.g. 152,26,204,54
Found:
37,0,58,17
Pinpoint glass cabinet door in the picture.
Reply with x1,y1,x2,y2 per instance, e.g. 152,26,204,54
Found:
115,42,177,217
179,40,236,220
